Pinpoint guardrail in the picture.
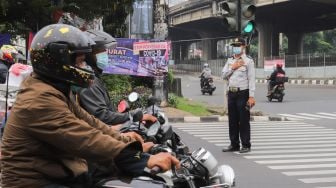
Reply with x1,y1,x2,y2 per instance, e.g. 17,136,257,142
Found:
170,53,336,79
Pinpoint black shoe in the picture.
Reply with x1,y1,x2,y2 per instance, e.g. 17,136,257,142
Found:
239,147,251,153
222,145,240,152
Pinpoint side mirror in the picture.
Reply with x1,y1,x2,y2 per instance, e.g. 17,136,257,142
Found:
128,92,139,103
117,100,129,113
132,109,143,122
147,96,160,107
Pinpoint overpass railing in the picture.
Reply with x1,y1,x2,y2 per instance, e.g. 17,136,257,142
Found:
170,53,336,79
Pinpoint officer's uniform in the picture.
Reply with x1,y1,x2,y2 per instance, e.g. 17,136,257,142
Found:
222,53,255,150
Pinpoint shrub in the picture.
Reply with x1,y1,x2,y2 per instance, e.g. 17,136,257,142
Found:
168,93,178,108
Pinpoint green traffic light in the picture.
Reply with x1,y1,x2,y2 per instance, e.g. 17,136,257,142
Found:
243,22,254,33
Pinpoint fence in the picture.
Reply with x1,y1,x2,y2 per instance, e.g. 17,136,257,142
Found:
170,53,336,79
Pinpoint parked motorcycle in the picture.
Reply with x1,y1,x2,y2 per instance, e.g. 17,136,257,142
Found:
200,76,216,95
267,76,288,102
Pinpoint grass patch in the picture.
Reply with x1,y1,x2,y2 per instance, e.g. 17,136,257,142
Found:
175,97,211,116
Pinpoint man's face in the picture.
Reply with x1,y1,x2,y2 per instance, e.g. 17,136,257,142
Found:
75,53,86,68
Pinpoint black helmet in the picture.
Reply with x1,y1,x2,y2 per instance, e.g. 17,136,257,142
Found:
84,30,117,51
30,24,94,87
84,30,117,71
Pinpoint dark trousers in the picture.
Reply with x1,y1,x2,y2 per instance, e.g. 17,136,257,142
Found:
227,89,251,148
268,81,276,92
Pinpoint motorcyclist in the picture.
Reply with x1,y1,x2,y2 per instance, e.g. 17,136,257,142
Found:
0,49,15,83
200,63,212,88
267,63,286,96
1,24,179,188
78,29,157,127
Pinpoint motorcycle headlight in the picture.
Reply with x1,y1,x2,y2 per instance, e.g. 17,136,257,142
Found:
192,148,218,176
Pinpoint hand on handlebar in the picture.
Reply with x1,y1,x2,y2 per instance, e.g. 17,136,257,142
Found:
142,114,158,123
121,132,144,143
142,142,155,153
147,152,180,172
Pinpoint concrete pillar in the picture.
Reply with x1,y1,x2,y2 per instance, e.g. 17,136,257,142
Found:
286,32,303,55
257,22,280,67
172,42,190,60
200,39,217,60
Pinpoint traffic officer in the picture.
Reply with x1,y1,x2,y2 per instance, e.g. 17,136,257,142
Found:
221,37,256,153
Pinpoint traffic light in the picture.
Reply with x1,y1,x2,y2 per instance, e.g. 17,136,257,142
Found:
240,0,256,34
219,0,239,33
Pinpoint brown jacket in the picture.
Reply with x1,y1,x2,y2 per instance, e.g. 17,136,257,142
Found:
1,73,136,188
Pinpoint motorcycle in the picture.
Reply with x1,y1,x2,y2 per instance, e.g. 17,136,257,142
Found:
200,76,216,95
99,92,236,188
267,76,288,102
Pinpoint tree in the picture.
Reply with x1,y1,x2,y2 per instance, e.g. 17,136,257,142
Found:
303,31,335,54
0,0,137,37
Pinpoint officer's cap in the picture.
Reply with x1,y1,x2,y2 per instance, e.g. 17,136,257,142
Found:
230,37,246,46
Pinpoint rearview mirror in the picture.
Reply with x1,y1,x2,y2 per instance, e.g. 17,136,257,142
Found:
128,92,139,103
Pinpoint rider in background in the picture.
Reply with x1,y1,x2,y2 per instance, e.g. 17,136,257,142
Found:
200,63,212,88
267,63,286,96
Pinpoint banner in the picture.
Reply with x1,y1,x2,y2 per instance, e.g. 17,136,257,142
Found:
105,39,170,77
264,59,285,72
134,41,170,76
0,34,10,47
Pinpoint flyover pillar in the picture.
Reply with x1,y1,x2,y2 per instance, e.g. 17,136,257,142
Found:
201,39,217,60
286,32,304,55
172,42,190,60
258,22,280,67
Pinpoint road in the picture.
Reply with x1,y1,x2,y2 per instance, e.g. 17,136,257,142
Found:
177,73,336,127
173,121,336,188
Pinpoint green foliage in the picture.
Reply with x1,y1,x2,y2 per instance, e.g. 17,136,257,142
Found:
102,74,154,110
303,30,336,54
175,96,211,116
167,69,174,85
168,93,178,108
130,75,154,89
101,74,132,96
0,0,136,37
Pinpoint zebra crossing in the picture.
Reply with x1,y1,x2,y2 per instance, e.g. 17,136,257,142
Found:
173,121,336,187
278,112,336,120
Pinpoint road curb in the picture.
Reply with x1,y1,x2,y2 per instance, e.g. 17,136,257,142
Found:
168,115,288,123
256,79,336,86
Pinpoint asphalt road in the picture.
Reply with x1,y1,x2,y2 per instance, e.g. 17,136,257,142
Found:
177,73,336,128
173,121,336,188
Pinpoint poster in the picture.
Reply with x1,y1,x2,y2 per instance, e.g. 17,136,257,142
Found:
105,39,170,77
105,38,139,75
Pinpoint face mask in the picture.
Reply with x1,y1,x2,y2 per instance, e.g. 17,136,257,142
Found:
95,52,109,70
232,47,242,55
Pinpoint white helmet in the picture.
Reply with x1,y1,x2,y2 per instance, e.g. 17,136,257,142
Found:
203,63,209,68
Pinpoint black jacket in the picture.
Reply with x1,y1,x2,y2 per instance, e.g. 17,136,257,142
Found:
78,76,129,125
0,60,9,83
270,68,286,82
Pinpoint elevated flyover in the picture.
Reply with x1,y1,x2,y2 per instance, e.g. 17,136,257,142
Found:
168,0,336,65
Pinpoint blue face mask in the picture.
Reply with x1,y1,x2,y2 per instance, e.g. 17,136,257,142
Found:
96,52,109,70
232,47,242,55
